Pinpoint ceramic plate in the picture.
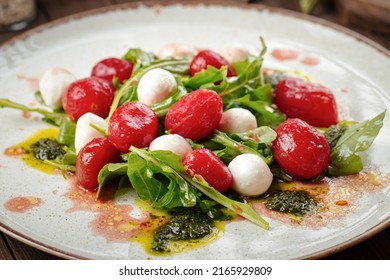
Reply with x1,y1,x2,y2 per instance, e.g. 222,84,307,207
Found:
0,2,389,260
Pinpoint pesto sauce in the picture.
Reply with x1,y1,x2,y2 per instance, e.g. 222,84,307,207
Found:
152,208,216,253
30,138,65,160
262,190,316,215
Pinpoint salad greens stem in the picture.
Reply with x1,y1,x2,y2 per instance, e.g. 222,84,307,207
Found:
211,130,271,165
44,159,76,173
1,98,53,118
0,98,67,127
89,122,107,137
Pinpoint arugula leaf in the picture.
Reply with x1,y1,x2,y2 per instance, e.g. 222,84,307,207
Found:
185,65,226,90
184,174,269,230
151,83,188,118
58,119,76,149
123,48,156,74
127,148,197,209
231,126,277,144
234,93,286,127
209,130,274,165
129,147,269,229
96,162,128,199
328,111,385,176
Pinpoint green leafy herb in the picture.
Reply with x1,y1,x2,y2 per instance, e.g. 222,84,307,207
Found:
209,129,275,165
130,147,269,229
185,65,226,90
328,111,385,176
151,83,188,118
58,119,76,149
127,148,198,209
96,163,128,199
123,48,156,74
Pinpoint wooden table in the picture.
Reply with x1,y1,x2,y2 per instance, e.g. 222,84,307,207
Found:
0,0,389,260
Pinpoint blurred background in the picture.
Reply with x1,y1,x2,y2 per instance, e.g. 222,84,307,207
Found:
0,0,389,48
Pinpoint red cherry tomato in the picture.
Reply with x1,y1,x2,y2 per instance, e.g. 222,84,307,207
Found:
183,148,232,193
91,57,133,84
62,77,114,122
108,102,158,153
272,118,330,179
76,137,121,191
189,50,236,77
164,89,223,141
274,77,338,127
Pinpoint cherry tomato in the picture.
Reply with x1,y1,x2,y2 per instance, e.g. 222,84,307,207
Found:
91,57,133,84
62,77,114,122
108,102,158,153
183,148,232,193
76,137,121,191
164,89,223,141
274,77,338,127
189,50,236,77
272,118,330,179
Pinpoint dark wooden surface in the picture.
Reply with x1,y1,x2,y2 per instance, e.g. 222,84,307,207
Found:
0,0,389,260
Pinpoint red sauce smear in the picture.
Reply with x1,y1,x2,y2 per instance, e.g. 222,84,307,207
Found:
4,146,27,156
271,49,299,61
22,111,32,119
4,196,43,213
300,56,320,66
64,175,151,243
252,169,390,228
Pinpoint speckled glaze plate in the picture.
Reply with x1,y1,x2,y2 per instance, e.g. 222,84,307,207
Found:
0,1,389,260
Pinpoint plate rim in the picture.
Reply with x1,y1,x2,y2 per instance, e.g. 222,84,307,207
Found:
0,0,389,260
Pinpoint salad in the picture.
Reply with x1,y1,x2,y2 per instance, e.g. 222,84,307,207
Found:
0,37,386,255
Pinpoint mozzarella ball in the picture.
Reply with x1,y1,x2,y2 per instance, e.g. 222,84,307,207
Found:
218,108,257,133
75,112,107,154
137,68,177,106
148,134,192,158
157,43,197,59
39,68,76,109
219,44,249,63
228,154,273,196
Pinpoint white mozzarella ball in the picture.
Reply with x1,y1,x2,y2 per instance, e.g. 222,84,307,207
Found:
75,112,107,154
137,68,177,106
228,154,273,196
148,134,192,158
218,108,257,133
157,43,197,58
39,68,76,109
219,44,249,63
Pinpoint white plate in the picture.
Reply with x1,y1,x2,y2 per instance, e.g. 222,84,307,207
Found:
0,2,389,260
